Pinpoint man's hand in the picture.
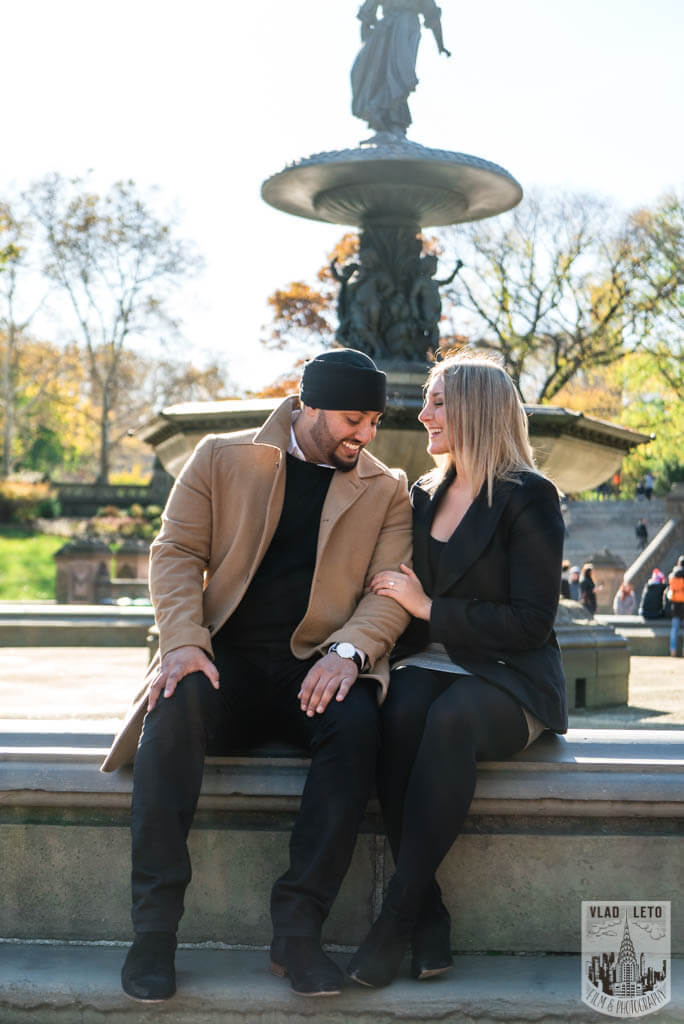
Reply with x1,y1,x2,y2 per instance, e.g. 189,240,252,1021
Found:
147,645,219,711
297,652,359,717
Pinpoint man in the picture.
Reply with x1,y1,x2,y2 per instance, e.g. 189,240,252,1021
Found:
102,349,412,1001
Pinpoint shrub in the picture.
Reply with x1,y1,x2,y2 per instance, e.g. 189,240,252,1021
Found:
0,481,59,524
96,505,125,518
37,496,62,519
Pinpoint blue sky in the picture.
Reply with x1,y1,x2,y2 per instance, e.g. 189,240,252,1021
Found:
3,0,683,390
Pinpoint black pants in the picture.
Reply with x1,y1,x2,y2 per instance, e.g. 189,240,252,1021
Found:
377,666,529,911
130,644,379,938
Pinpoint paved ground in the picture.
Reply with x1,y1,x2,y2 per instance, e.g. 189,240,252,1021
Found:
0,648,681,731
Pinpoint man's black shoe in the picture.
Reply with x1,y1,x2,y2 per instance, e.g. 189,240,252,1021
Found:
121,931,177,1001
270,936,344,996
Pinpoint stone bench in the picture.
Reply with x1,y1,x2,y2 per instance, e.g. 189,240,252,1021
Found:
0,604,154,647
1,727,682,956
597,614,674,656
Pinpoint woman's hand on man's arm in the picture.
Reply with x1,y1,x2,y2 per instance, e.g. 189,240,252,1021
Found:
370,563,432,621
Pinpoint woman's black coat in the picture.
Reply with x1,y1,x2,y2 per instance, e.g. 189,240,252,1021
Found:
394,470,569,733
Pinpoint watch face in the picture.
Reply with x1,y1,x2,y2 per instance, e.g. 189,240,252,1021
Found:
334,642,356,659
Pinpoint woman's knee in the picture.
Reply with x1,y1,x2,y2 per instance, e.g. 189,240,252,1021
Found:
423,679,527,757
381,667,442,742
423,682,484,746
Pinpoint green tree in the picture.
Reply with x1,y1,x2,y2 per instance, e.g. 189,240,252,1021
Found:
29,175,201,483
614,352,683,494
0,198,56,478
7,337,96,477
435,191,642,401
627,189,683,393
436,189,684,402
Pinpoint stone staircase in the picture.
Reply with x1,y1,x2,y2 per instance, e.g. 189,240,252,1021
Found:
1,725,682,1022
563,497,666,571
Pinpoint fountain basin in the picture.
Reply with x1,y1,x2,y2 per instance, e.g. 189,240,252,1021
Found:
139,396,649,494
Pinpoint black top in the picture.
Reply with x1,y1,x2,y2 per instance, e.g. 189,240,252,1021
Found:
216,454,334,652
427,534,445,583
394,470,568,733
639,581,666,620
580,576,597,614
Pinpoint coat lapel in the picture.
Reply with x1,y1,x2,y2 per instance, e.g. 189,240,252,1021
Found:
316,465,367,560
433,478,516,594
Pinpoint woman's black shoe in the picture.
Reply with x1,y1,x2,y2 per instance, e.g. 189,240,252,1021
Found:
270,936,344,996
121,931,177,1001
411,901,453,979
347,904,414,988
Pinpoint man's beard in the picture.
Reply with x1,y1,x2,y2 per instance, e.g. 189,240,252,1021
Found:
311,413,360,472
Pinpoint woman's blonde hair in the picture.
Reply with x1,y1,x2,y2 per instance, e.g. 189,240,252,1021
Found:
422,351,538,504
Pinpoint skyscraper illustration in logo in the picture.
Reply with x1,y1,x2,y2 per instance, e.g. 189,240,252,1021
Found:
582,901,671,1018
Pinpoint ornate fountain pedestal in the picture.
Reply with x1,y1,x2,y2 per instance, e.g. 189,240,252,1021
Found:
262,140,523,364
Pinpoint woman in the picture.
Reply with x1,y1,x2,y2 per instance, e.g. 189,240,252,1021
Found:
347,353,567,988
613,580,636,615
639,568,667,620
579,564,597,615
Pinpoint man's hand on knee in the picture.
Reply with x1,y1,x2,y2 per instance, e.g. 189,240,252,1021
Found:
298,653,359,717
147,646,219,711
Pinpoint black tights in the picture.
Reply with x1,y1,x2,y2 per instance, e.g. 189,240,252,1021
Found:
377,666,529,912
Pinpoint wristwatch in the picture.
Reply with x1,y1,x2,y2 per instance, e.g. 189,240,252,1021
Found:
329,642,364,671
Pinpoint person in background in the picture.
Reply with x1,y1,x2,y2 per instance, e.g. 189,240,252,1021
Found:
568,566,581,602
643,472,654,501
639,568,667,620
579,564,598,615
560,560,571,599
635,518,648,552
560,498,570,537
667,556,684,656
613,579,636,615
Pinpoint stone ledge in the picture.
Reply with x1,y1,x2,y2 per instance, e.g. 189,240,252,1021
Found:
597,615,673,656
0,604,154,648
2,730,683,819
1,944,681,1024
2,730,682,952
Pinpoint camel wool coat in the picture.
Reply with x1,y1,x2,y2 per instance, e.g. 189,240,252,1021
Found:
101,397,412,772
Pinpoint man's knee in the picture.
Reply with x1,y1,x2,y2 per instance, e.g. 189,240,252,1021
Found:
139,671,216,753
316,681,379,754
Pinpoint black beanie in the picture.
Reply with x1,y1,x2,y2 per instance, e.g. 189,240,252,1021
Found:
300,349,386,412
